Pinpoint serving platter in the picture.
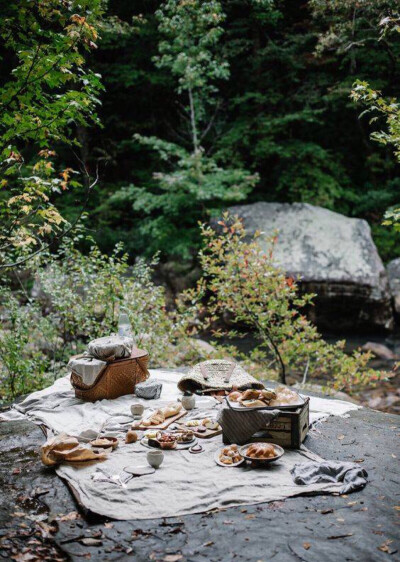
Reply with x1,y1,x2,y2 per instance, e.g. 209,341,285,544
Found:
174,421,222,439
214,448,245,468
226,393,305,412
140,436,198,451
239,443,284,466
133,410,187,430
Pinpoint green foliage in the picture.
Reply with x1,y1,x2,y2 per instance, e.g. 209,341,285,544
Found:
0,0,104,268
0,287,49,400
0,237,203,402
179,214,387,392
103,0,257,259
77,0,400,261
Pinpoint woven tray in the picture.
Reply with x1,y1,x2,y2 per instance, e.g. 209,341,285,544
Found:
71,349,149,402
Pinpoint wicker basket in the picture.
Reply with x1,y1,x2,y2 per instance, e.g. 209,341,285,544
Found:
70,348,149,402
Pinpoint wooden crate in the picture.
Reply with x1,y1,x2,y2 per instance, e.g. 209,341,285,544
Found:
222,397,310,449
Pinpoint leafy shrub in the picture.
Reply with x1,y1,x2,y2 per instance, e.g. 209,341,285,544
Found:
0,288,50,400
0,240,203,402
179,214,388,393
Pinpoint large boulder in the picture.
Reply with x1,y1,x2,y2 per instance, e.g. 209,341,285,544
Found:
387,258,400,317
225,202,393,332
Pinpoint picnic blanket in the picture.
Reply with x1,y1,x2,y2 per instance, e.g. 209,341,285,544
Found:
1,370,362,520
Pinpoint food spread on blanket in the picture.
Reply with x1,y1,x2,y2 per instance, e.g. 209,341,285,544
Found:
228,385,300,407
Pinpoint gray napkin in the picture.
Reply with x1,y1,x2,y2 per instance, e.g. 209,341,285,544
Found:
291,460,368,494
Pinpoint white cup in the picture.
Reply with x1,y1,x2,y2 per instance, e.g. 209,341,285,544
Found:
147,450,164,469
131,403,145,417
181,394,196,410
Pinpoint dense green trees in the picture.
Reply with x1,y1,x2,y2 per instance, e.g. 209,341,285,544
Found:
64,0,399,263
0,0,104,268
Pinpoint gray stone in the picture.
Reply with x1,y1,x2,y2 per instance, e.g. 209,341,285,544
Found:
387,257,400,316
224,202,393,332
362,341,396,360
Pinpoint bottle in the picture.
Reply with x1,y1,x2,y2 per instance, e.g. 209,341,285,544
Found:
118,308,132,339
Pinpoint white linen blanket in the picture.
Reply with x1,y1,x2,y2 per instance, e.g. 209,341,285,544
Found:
1,370,360,520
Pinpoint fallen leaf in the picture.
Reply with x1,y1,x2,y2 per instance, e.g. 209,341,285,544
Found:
303,542,311,550
321,509,334,515
80,538,103,546
378,540,397,555
394,506,400,511
337,434,345,440
354,459,364,463
203,541,214,547
347,501,357,506
57,511,81,521
327,533,353,540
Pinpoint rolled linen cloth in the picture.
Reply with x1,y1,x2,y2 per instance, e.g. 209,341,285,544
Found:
88,335,133,361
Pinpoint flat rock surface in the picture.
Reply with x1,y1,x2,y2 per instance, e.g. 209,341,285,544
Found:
0,399,399,561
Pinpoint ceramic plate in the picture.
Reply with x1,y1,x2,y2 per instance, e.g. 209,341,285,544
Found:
214,448,245,467
239,443,284,465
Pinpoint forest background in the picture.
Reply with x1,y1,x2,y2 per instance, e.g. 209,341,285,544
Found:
0,0,399,404
58,0,400,265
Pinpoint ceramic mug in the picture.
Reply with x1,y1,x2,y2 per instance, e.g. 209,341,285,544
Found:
131,403,145,417
181,394,196,410
147,449,164,469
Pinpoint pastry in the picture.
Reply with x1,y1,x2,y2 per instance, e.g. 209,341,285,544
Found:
242,399,267,408
185,420,200,428
161,402,182,419
219,444,243,465
142,409,166,427
228,391,242,402
125,430,138,444
240,389,261,401
260,389,277,401
202,418,219,430
269,386,299,406
246,443,276,459
220,455,233,465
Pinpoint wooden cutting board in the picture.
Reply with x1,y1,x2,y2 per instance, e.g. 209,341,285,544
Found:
176,422,222,439
134,410,186,431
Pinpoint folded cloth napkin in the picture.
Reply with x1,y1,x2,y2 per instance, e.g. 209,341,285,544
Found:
217,405,280,445
67,356,107,386
291,460,368,494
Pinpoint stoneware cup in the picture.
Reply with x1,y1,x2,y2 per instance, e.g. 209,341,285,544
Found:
130,403,145,417
181,394,196,410
147,450,164,469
